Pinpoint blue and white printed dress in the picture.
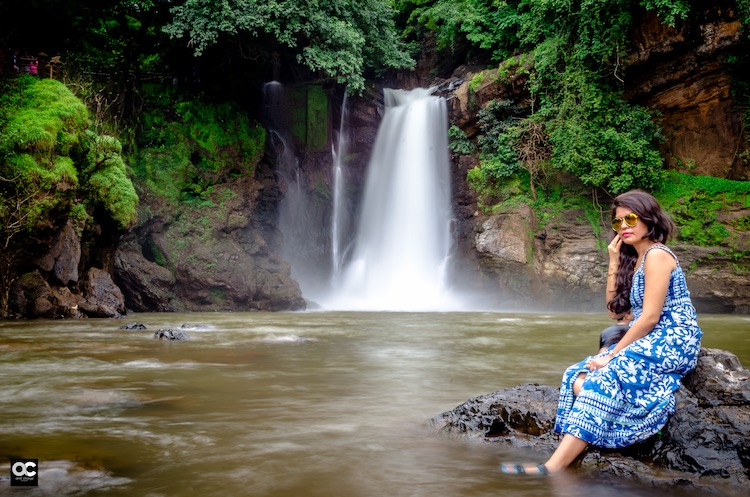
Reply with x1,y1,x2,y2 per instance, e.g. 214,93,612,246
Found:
553,244,703,448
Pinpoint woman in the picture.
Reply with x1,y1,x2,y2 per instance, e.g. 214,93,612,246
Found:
501,190,703,475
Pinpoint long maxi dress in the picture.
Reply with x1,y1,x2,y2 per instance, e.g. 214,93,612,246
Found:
553,245,703,448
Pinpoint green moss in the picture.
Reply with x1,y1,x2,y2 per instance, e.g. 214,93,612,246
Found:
145,239,168,267
307,85,329,151
654,171,750,247
208,288,226,303
3,79,88,155
1,77,139,239
86,158,139,230
288,86,308,145
468,72,486,93
133,89,266,206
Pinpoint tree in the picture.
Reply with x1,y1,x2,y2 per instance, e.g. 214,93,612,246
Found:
404,0,690,196
164,0,414,92
0,178,51,317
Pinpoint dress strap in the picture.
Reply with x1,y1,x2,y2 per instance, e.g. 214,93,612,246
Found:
640,244,679,271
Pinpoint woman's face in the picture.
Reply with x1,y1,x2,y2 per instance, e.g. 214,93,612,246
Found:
613,206,648,245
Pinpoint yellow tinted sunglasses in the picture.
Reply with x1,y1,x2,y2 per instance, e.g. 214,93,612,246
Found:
612,213,638,232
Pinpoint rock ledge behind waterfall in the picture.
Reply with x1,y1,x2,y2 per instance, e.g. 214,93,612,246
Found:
431,348,749,494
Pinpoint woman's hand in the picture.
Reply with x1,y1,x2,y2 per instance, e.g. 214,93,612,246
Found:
608,234,622,262
586,354,613,371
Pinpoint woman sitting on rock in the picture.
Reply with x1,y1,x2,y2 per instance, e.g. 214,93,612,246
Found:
501,189,703,475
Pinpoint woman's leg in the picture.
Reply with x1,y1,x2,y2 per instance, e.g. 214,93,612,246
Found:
543,434,589,472
500,434,588,475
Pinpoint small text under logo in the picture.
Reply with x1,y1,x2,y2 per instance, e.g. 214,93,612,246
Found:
10,459,38,486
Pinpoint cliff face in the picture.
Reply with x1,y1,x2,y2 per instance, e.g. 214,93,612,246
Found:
112,173,306,313
8,6,748,317
624,4,747,179
434,5,750,313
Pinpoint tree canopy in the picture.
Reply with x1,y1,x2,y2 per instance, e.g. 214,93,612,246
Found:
399,0,712,197
164,0,414,92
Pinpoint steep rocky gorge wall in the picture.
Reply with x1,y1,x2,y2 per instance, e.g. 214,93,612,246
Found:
7,6,749,317
428,4,750,313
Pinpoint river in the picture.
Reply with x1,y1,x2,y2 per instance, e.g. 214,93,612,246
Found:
1,311,747,497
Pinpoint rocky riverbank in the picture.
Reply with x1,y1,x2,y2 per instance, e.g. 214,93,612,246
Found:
431,348,750,495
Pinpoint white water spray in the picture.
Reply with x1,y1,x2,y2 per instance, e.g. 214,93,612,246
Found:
323,88,462,311
331,93,350,282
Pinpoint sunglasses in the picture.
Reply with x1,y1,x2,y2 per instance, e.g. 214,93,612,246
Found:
611,213,639,232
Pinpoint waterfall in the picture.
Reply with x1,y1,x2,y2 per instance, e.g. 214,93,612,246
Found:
263,82,328,298
323,88,462,311
331,93,350,283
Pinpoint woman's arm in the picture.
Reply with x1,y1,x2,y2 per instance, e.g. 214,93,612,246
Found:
605,235,622,319
590,247,675,370
611,248,675,352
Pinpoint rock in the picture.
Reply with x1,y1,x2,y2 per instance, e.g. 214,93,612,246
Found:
114,232,177,312
119,322,147,330
36,219,81,285
114,176,306,313
77,301,120,318
460,202,750,313
623,6,746,179
80,267,126,316
153,329,188,341
432,348,750,493
10,270,84,318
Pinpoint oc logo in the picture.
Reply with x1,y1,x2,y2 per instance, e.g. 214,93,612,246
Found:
10,459,38,486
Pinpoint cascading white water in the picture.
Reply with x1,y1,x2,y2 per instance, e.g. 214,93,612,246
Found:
264,81,330,298
331,93,350,283
323,88,463,311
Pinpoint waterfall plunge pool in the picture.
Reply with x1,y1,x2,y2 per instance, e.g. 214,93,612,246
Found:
1,311,747,497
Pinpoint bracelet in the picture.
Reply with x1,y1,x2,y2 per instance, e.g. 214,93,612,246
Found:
607,350,616,357
607,272,616,276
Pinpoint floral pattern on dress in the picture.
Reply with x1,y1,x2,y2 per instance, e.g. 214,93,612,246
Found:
553,245,703,448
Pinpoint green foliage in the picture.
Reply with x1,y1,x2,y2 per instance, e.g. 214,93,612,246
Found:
83,134,139,230
133,88,266,205
471,99,526,187
448,125,475,155
165,0,414,93
176,101,265,167
409,1,691,200
654,171,750,246
468,72,485,93
547,68,666,193
640,0,691,25
0,76,139,315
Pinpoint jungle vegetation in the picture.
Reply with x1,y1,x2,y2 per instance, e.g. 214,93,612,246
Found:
1,0,750,316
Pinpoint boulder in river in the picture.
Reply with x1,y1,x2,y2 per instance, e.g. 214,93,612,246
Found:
431,348,749,495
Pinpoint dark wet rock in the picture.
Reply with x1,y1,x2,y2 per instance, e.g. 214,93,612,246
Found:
114,232,177,312
10,270,84,318
79,267,125,317
113,176,306,313
9,267,127,319
36,219,81,286
432,348,750,494
119,322,147,330
153,329,189,340
77,301,120,318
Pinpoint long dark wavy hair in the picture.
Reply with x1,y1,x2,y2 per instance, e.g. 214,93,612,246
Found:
607,190,676,316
